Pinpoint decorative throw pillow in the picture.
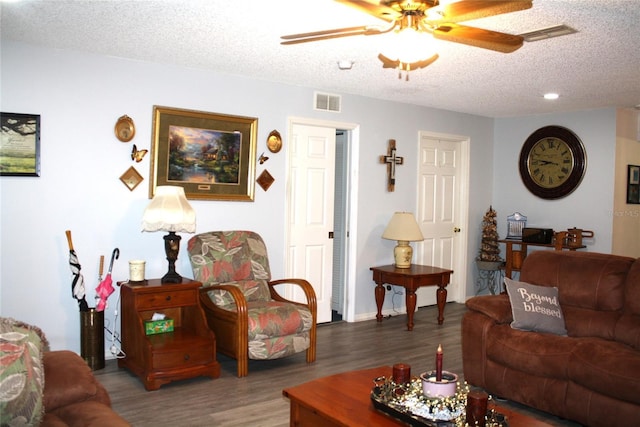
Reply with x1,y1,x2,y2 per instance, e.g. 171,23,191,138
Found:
504,278,568,335
0,317,48,426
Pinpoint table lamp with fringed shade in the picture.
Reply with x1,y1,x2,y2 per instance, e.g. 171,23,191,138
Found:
382,212,424,268
142,186,196,283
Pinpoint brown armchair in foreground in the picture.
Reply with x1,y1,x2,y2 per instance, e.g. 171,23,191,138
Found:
187,230,317,377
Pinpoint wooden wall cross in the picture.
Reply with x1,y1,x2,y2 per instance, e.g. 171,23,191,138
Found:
379,139,403,192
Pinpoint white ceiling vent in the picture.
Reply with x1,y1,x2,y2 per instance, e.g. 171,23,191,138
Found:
519,24,577,42
314,92,341,113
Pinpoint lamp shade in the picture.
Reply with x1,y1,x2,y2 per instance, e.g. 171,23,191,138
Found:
382,212,424,242
142,186,196,233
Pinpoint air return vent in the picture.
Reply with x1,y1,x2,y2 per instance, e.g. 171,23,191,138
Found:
519,24,577,42
314,92,341,113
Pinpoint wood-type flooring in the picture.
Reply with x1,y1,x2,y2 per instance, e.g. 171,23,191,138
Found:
96,302,580,426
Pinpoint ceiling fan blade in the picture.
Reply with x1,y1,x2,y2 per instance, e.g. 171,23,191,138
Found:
281,27,383,45
431,0,532,23
334,0,401,22
433,24,524,53
281,26,371,41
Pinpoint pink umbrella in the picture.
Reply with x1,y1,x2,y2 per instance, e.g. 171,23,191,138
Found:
96,248,119,312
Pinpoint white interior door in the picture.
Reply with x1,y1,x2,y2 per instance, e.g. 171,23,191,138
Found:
416,133,468,306
286,123,336,323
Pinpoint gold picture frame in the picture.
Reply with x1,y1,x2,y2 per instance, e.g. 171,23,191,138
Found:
149,106,257,201
120,166,144,191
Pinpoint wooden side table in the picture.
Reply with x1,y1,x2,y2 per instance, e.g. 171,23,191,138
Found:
118,278,220,390
370,264,453,331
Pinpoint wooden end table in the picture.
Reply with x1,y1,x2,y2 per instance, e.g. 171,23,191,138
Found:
370,264,453,331
283,366,554,427
118,278,220,390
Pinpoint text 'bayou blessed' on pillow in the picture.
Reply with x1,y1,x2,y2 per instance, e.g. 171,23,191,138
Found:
504,277,567,336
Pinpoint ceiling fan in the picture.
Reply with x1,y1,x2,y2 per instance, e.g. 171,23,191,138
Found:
281,0,533,77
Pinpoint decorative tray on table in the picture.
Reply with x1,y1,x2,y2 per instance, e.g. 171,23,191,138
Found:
370,376,466,426
370,376,509,427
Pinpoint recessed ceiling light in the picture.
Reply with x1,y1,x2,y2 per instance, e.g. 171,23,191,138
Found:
544,93,559,100
337,60,354,70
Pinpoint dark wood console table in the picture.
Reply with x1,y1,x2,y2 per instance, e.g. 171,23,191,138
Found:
500,239,586,279
370,264,453,331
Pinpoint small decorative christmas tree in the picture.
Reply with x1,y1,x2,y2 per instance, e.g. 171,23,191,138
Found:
477,206,502,263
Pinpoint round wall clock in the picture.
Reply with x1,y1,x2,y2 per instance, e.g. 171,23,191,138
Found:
519,125,586,200
115,115,136,142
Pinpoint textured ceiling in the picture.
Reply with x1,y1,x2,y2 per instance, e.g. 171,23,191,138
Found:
1,0,639,118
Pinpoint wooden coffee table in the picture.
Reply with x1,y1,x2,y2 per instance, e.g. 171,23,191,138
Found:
283,366,554,426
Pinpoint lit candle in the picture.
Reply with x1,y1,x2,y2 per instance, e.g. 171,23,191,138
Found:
436,344,443,382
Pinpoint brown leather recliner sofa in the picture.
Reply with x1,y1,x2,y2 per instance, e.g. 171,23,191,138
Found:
41,350,130,426
0,317,129,426
462,251,640,427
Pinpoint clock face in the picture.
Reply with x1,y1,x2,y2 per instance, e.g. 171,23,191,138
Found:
527,137,574,188
519,126,586,199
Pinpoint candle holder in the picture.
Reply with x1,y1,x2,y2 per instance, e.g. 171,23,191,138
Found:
420,370,458,398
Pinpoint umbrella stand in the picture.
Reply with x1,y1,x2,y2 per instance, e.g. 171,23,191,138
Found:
65,230,105,370
80,308,105,370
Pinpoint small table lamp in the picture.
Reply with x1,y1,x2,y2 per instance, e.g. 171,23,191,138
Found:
142,186,196,283
382,212,424,268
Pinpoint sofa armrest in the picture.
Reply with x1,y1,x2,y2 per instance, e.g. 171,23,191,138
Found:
465,294,513,324
43,350,110,413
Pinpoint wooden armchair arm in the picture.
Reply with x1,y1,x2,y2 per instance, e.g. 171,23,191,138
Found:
199,284,249,319
268,278,317,316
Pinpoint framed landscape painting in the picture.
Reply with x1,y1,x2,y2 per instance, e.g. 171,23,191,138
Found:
0,112,41,176
149,106,257,201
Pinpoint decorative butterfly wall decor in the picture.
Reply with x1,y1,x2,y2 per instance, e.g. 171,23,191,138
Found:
259,152,269,164
131,144,148,163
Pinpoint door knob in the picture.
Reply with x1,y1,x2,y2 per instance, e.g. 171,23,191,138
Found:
453,227,461,233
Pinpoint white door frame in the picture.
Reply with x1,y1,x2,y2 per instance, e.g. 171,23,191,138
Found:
416,130,470,303
285,116,360,322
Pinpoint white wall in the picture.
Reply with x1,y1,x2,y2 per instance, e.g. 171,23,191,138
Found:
1,41,496,353
493,109,618,254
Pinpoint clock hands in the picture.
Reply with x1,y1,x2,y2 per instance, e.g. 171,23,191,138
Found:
536,159,559,166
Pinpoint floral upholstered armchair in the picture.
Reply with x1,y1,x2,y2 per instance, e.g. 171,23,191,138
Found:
187,230,317,377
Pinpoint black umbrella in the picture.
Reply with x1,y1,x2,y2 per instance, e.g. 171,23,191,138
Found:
65,230,89,312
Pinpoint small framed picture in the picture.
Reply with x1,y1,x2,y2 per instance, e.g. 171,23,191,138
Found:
627,165,640,204
1,112,41,176
120,166,144,191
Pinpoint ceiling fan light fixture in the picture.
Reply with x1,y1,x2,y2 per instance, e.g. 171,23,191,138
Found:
380,27,436,64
